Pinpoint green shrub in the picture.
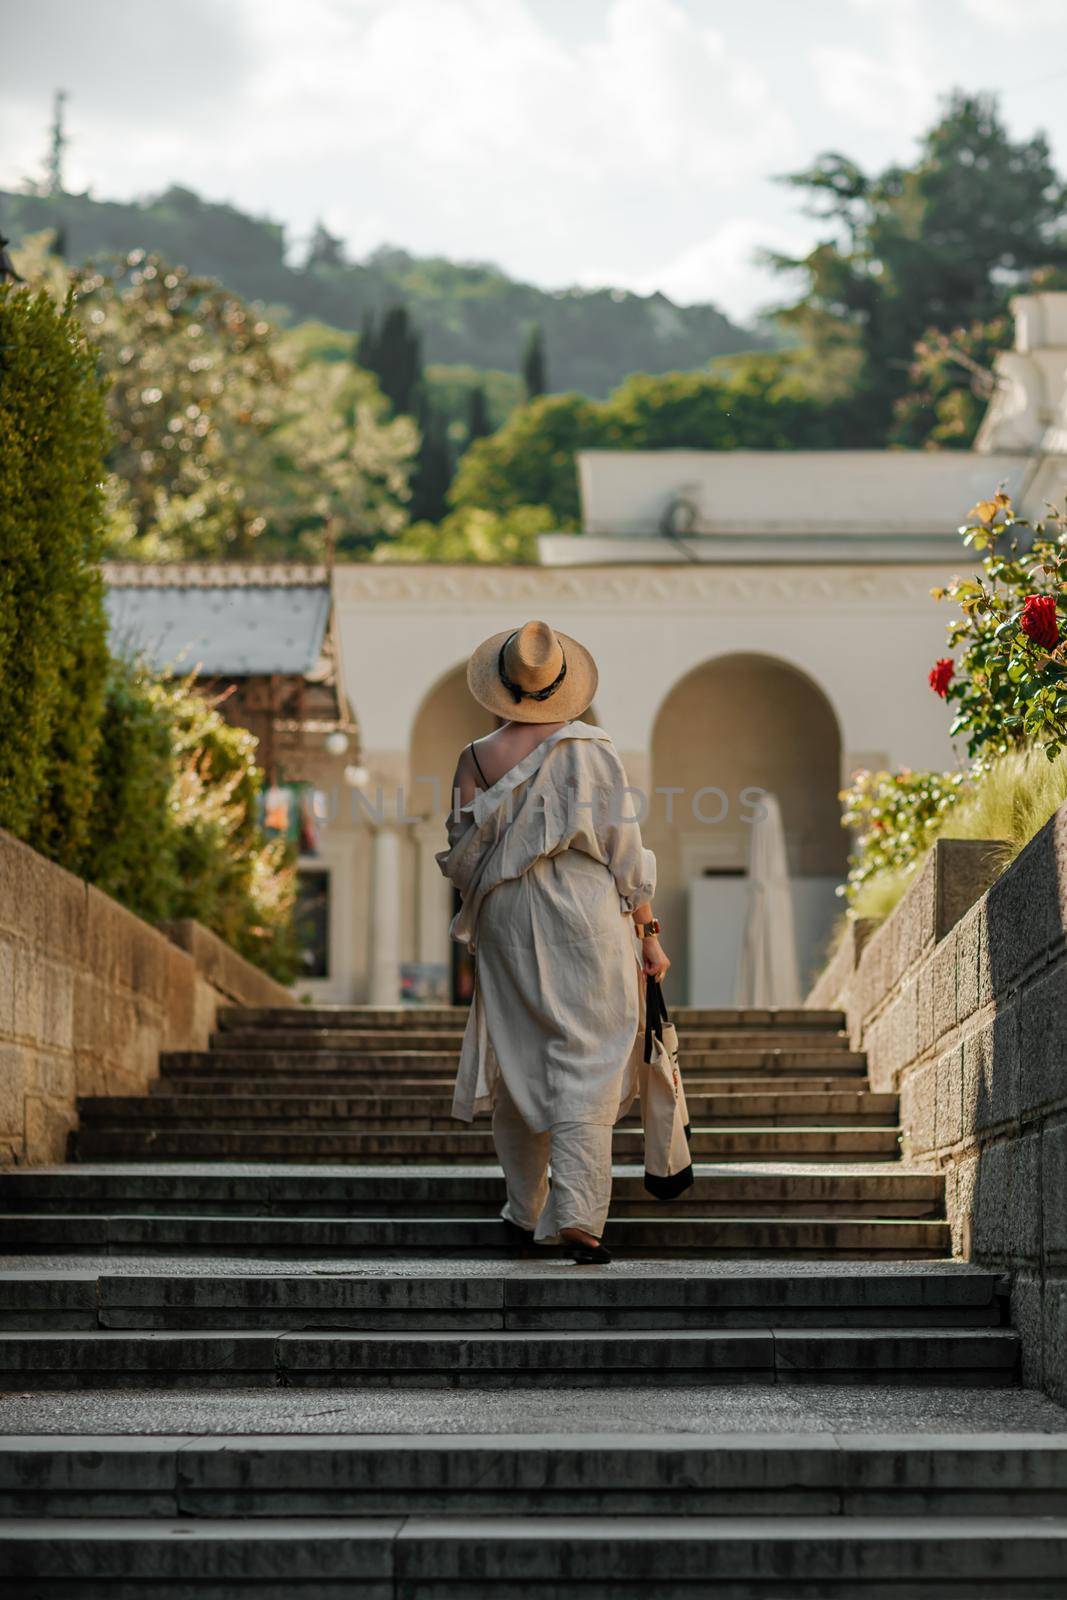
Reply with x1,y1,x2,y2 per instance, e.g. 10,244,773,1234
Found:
83,662,299,983
0,286,110,857
838,767,967,905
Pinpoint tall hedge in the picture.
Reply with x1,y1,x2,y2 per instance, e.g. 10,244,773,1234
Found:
0,286,110,862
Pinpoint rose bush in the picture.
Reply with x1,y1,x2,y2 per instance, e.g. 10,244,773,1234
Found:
929,493,1067,760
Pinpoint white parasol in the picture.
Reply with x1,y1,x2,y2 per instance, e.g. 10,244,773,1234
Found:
734,792,800,1007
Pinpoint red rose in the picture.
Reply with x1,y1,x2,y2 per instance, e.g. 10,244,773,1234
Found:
929,658,954,697
1020,594,1060,652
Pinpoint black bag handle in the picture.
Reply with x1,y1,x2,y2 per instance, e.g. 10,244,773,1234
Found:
643,974,671,1061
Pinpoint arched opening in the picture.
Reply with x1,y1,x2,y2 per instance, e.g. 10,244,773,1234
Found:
648,653,846,1003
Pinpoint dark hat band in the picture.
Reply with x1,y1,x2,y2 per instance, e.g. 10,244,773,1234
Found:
497,631,568,705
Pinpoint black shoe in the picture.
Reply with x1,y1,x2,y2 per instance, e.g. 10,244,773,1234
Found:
502,1218,536,1254
566,1238,612,1265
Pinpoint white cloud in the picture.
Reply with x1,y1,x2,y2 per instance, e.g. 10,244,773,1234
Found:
579,216,812,321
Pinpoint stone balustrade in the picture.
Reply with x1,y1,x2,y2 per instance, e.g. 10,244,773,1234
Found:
0,829,291,1165
809,806,1067,1402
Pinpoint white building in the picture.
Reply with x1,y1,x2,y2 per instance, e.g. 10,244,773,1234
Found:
110,292,1067,1007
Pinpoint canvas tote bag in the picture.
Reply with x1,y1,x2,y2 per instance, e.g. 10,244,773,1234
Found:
639,975,693,1199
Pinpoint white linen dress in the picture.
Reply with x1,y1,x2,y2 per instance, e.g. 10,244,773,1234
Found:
436,722,656,1238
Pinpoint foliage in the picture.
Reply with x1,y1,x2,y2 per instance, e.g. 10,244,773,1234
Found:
450,363,844,528
771,92,1067,442
84,661,298,981
939,746,1067,863
0,283,110,864
466,382,491,442
838,767,967,905
931,494,1067,761
890,315,1011,449
3,184,766,397
377,503,554,564
66,252,415,560
521,323,547,400
359,304,423,416
836,491,1067,929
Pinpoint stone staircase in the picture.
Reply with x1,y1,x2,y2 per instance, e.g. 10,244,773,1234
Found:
1,1002,1066,1594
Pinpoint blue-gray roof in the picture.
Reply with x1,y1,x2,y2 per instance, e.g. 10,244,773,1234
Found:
104,579,331,678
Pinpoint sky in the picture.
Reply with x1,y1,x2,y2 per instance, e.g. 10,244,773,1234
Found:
3,0,1067,323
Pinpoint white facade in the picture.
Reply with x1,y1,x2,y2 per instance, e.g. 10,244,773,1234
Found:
307,291,1067,1007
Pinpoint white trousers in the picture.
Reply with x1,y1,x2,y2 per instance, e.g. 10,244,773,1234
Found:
491,1078,614,1242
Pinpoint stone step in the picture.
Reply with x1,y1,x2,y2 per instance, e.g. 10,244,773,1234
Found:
210,1029,857,1054
164,1048,869,1075
218,1005,848,1033
0,1326,1021,1388
0,1213,952,1259
152,1072,874,1097
3,1433,1061,1518
0,1165,945,1219
70,1125,902,1163
0,1265,1002,1331
77,1091,899,1130
5,1513,1062,1596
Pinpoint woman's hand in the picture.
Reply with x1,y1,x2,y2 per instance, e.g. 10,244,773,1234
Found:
641,934,670,979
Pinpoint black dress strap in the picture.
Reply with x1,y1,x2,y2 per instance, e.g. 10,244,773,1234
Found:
468,741,490,790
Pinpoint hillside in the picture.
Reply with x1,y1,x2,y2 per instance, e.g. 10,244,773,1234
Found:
1,185,768,396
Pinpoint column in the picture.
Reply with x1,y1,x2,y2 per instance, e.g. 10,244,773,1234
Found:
414,820,452,969
369,822,402,1005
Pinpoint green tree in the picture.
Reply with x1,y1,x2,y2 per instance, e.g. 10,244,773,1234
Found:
521,322,547,400
451,393,605,526
771,92,1067,441
409,394,453,524
378,503,554,564
0,283,110,864
449,363,840,529
305,221,346,270
359,303,423,416
466,381,492,442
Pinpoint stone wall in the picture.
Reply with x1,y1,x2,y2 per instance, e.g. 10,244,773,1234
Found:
0,830,291,1166
809,810,1067,1402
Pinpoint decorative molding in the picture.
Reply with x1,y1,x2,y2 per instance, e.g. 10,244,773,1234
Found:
103,562,328,589
332,562,948,611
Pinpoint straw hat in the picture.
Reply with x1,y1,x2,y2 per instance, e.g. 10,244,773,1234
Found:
466,620,598,724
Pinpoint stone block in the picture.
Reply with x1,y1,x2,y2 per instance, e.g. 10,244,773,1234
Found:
934,1046,964,1151
984,814,1062,990
1008,1132,1042,1263
1018,962,1067,1118
1043,1275,1067,1409
972,1139,1012,1262
1042,1121,1067,1266
0,934,15,1038
962,1013,1018,1136
914,961,936,1059
950,1154,978,1258
161,920,291,1007
22,1094,75,1166
0,1046,29,1140
900,1060,938,1156
1010,1270,1044,1389
11,946,44,1044
935,838,1004,941
0,830,87,959
37,959,74,1052
955,902,982,1024
931,927,958,1045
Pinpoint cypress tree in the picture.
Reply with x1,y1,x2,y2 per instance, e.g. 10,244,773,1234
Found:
361,303,423,416
467,382,491,442
409,393,453,523
521,323,547,400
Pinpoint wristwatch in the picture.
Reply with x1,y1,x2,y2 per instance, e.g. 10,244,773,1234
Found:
637,918,661,938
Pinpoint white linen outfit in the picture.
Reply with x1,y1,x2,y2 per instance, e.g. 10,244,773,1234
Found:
436,722,656,1241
